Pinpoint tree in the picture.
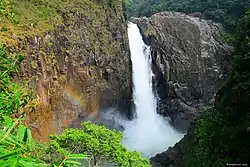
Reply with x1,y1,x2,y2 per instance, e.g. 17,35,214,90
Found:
48,122,151,167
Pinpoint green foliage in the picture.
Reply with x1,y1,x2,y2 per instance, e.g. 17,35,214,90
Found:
49,122,151,167
0,116,88,167
0,116,47,167
0,43,28,122
0,44,88,167
12,0,60,26
222,33,237,45
0,0,11,17
182,9,250,166
183,108,230,166
0,0,16,23
126,0,250,33
0,0,124,45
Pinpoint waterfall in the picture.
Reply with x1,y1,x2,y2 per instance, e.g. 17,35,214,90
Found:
122,22,183,158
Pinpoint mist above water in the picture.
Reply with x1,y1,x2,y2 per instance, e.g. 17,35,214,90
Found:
121,22,183,158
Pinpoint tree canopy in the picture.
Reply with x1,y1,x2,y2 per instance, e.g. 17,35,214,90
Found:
126,0,250,33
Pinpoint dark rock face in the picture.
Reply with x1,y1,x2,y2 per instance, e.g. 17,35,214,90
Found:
18,1,132,141
133,12,231,132
150,130,189,167
150,121,197,167
150,144,182,167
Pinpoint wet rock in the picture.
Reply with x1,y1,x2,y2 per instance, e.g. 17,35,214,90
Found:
135,12,232,132
150,142,183,167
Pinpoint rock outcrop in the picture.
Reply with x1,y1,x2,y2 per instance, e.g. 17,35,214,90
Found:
133,12,231,132
150,123,192,167
14,0,131,141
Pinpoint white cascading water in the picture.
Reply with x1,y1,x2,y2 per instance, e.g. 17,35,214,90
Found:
122,22,183,158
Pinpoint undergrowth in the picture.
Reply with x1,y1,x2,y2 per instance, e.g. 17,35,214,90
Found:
0,41,26,122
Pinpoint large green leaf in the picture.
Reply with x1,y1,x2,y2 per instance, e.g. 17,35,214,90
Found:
17,124,26,142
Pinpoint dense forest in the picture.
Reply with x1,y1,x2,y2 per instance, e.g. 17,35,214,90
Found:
125,0,250,32
182,8,250,166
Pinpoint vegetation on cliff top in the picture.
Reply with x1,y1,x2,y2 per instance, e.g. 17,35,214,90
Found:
182,8,250,166
125,0,250,33
0,0,123,46
0,0,60,46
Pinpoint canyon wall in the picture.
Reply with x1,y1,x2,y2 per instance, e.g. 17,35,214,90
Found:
13,0,131,141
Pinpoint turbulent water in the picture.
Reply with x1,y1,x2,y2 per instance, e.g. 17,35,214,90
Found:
121,22,183,158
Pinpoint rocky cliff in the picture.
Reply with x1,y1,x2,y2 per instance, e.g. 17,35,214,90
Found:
1,0,131,141
132,12,231,132
149,9,250,166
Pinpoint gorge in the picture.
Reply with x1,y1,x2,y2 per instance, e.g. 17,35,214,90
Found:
0,0,250,166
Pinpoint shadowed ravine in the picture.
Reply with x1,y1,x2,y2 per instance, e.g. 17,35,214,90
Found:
121,22,184,158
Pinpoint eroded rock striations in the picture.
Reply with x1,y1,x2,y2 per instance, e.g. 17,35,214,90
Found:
17,0,131,141
132,12,231,132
